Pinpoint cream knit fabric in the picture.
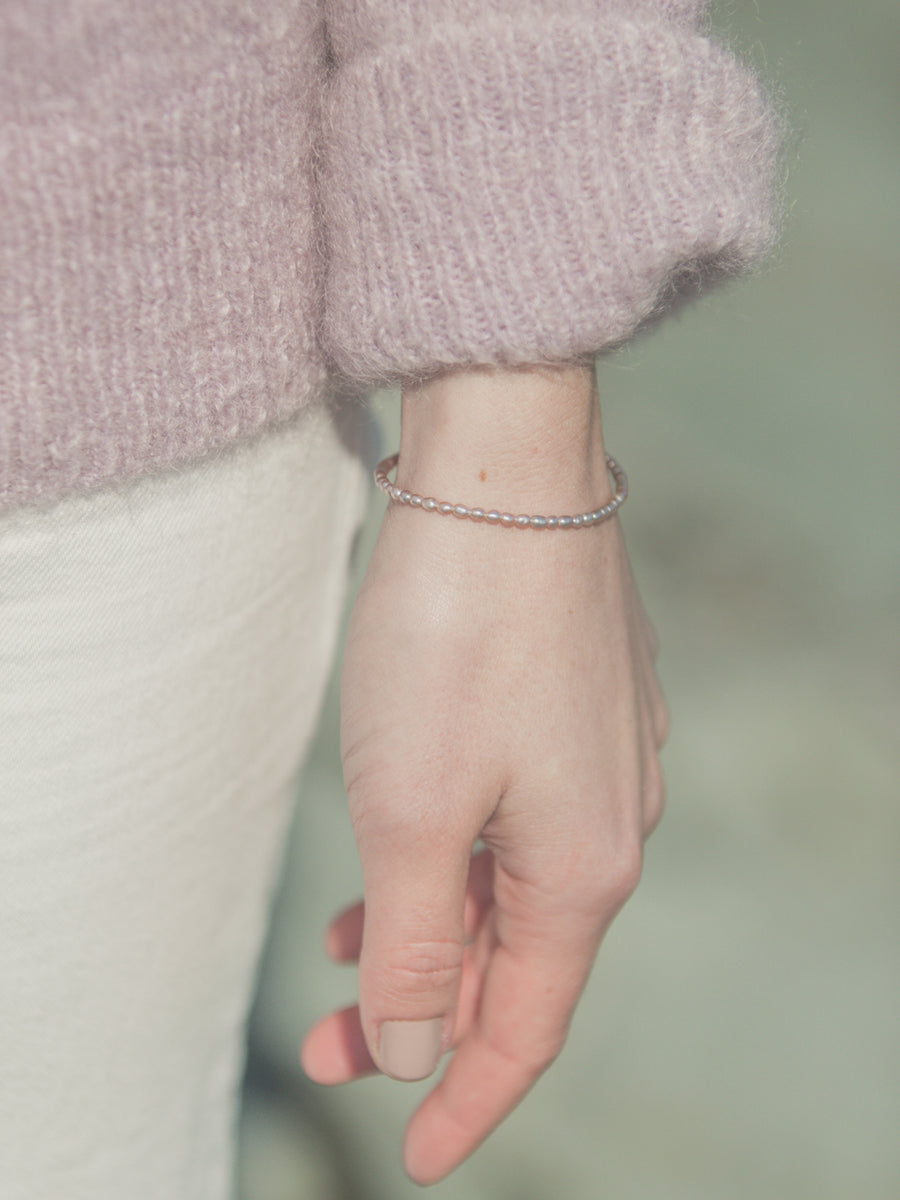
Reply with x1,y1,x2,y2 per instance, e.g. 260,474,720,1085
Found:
0,402,370,1199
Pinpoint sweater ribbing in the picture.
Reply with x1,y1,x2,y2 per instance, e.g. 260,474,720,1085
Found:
320,6,782,383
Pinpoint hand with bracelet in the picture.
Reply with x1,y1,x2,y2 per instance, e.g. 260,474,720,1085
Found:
301,362,668,1183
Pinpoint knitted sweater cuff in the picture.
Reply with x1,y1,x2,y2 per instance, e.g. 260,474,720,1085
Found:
320,13,782,385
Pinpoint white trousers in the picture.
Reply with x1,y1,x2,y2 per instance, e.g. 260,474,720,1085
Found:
0,404,370,1199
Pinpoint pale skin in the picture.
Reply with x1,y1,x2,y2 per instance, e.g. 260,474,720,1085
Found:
301,363,668,1184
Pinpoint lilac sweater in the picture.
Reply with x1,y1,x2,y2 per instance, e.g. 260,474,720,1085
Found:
0,0,781,511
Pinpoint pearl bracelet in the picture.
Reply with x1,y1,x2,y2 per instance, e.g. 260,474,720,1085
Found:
374,452,627,529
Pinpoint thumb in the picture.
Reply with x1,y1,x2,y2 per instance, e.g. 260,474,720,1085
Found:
354,815,472,1082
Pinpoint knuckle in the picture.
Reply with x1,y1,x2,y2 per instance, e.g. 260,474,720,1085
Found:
525,1027,568,1073
341,731,382,800
656,698,671,747
603,840,644,907
643,800,664,839
485,1024,566,1077
564,837,644,915
644,760,667,837
378,939,464,998
346,773,427,844
343,756,467,848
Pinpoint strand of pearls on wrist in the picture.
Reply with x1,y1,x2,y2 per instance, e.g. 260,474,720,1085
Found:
374,452,627,530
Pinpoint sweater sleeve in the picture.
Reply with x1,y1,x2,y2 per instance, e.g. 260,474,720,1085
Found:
318,0,783,386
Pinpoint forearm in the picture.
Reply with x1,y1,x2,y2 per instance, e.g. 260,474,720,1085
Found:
396,365,613,516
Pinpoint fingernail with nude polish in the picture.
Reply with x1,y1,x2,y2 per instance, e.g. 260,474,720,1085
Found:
379,1018,443,1081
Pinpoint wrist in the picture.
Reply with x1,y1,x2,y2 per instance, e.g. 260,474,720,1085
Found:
397,364,612,513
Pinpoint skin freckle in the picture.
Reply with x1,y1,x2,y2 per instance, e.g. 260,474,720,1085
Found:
479,469,487,482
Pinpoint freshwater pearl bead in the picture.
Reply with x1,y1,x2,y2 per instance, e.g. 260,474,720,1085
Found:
373,452,628,531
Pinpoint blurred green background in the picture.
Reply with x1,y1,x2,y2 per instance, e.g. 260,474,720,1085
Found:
239,1,900,1196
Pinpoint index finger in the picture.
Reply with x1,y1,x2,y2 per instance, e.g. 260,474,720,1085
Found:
401,850,641,1184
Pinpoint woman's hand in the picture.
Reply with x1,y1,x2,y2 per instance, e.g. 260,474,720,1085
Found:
301,366,667,1184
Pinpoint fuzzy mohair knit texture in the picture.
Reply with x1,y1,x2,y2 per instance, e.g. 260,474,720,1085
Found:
0,0,783,510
